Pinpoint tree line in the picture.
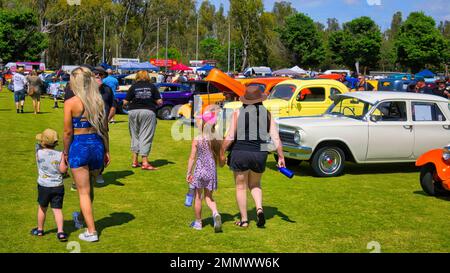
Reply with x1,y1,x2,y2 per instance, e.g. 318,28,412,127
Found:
0,0,449,73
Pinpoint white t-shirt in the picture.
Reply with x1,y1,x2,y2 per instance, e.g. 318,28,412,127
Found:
49,82,60,95
36,146,63,187
13,73,27,92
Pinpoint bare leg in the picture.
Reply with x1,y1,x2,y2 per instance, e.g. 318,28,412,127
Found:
37,101,40,113
132,153,139,165
71,166,96,234
37,205,47,230
20,100,24,111
32,99,37,114
204,189,218,215
234,171,249,225
52,208,64,233
194,189,202,222
248,171,263,211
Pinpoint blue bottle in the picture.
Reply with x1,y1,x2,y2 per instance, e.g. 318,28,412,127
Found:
184,184,195,207
278,167,294,179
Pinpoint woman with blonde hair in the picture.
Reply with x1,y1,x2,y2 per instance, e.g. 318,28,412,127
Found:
63,66,110,242
123,70,162,170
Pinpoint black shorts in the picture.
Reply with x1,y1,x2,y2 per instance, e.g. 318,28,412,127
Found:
37,185,65,209
229,150,268,173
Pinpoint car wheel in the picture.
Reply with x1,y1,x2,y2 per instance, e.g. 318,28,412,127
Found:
419,164,442,196
311,146,345,177
157,106,173,120
273,154,302,167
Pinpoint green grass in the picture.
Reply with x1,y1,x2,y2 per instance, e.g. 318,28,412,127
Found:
1,89,450,253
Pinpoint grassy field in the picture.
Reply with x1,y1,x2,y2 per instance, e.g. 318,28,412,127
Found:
1,88,450,253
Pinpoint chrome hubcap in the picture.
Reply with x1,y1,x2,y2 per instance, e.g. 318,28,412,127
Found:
318,149,341,175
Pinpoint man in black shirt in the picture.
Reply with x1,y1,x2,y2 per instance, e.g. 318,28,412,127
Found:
433,79,450,99
64,66,116,124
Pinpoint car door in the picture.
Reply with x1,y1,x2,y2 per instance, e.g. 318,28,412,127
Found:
290,85,328,116
366,100,415,161
411,101,450,157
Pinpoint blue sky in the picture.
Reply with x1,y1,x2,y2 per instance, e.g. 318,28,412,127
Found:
208,0,450,31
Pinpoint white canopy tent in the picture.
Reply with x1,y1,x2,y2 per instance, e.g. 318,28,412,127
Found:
291,66,307,74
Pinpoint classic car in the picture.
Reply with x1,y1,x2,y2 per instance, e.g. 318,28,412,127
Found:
416,145,450,196
115,83,190,119
275,92,450,177
223,79,350,117
377,79,414,92
177,80,226,122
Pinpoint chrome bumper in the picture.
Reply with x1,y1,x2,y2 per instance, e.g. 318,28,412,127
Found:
276,144,313,160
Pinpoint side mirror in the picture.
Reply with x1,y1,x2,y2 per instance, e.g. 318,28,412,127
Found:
370,115,379,122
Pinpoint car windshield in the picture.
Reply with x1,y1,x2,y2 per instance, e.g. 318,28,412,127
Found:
268,84,296,101
327,97,373,120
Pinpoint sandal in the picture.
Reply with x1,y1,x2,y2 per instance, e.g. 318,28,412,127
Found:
31,228,44,236
131,162,141,168
235,220,249,228
141,164,158,170
57,232,68,242
256,208,266,228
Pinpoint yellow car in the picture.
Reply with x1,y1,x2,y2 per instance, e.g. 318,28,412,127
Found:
224,79,350,117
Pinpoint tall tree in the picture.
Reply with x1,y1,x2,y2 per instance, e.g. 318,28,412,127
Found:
326,18,340,32
229,0,264,70
388,11,402,40
278,13,325,68
328,16,382,73
0,9,48,62
396,12,449,72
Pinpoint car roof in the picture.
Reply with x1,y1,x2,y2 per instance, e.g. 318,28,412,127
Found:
274,79,348,87
339,91,449,104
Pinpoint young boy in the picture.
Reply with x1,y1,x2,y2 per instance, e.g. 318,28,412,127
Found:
31,129,68,242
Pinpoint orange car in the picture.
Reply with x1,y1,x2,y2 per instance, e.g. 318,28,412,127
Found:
416,145,450,196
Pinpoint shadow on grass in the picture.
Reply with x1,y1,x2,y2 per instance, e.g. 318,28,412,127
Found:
46,212,135,237
266,161,418,177
95,170,134,188
110,120,127,124
413,190,450,200
203,206,295,228
151,159,175,168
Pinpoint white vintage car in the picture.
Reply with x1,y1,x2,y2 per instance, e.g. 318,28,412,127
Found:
275,92,450,177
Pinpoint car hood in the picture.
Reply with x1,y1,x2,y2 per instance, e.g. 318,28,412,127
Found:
224,98,289,111
263,99,289,112
277,114,365,129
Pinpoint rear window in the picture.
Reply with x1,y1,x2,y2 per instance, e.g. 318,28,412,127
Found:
412,102,446,122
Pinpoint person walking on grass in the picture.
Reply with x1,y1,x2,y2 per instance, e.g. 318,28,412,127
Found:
48,77,60,108
13,67,27,113
27,70,44,114
102,68,119,124
186,109,223,232
220,86,285,228
123,70,162,170
63,66,110,242
32,129,68,242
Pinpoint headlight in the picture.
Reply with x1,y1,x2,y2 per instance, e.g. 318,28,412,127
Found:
443,146,450,161
294,130,302,145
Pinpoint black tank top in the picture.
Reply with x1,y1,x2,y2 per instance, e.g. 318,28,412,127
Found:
232,103,270,152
